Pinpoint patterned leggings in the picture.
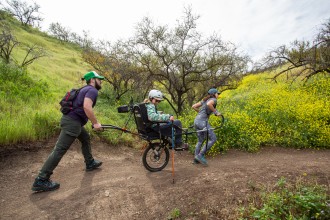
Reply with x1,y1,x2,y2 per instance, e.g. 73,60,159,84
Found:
194,120,217,156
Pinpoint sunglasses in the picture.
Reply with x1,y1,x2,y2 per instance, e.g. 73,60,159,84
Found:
155,99,162,103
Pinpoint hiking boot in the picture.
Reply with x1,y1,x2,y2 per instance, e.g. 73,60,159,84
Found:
86,159,102,171
32,177,60,192
192,158,200,164
195,154,208,165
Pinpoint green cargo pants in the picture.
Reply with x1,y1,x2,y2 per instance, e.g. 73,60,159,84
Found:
38,115,94,179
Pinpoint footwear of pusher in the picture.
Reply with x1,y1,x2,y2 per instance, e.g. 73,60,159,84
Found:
32,177,60,192
86,159,102,171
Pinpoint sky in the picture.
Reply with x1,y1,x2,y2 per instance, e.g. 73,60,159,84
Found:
31,0,330,62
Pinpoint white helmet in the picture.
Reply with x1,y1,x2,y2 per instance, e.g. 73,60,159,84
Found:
148,89,163,100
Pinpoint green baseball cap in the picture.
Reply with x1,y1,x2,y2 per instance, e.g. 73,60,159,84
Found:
82,71,105,81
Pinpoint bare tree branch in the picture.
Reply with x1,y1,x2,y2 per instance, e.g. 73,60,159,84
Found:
131,7,249,114
3,0,43,27
20,44,47,67
256,18,330,81
0,24,19,63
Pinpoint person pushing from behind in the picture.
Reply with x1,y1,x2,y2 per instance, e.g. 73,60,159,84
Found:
32,71,104,192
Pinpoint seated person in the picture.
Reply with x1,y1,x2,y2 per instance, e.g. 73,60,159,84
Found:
144,89,188,150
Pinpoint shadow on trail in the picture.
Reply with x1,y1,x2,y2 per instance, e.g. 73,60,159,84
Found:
29,169,100,219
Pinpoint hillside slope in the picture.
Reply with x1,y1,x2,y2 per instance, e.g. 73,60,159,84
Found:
0,15,95,145
12,22,91,95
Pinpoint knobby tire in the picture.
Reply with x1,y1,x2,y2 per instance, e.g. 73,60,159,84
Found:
142,143,169,172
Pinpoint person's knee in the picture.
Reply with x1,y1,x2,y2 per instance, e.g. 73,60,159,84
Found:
78,128,91,143
208,132,217,143
53,146,68,157
210,137,217,145
209,140,216,146
79,136,90,145
54,136,74,155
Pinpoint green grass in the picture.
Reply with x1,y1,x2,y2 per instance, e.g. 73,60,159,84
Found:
0,15,131,145
167,208,181,219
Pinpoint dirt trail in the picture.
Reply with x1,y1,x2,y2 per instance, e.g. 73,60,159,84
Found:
0,138,329,220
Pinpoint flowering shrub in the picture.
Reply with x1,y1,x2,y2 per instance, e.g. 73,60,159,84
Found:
181,72,330,152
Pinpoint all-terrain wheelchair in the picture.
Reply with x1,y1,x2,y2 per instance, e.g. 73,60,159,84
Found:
130,103,180,172
102,102,182,172
101,101,224,172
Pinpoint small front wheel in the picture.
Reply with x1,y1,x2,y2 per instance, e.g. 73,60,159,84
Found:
142,143,169,172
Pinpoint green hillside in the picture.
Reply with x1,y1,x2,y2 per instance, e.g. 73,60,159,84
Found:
1,14,329,151
0,15,114,145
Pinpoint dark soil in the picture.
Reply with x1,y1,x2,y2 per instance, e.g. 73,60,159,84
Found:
0,137,329,220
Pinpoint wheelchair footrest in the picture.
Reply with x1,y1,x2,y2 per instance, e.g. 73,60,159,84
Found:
170,147,187,151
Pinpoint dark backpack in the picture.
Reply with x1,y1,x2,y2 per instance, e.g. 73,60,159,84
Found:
59,87,83,114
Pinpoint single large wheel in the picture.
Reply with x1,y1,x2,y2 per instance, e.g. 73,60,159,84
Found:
142,142,169,172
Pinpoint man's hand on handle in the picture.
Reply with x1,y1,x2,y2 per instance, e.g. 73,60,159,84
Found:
93,123,104,132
